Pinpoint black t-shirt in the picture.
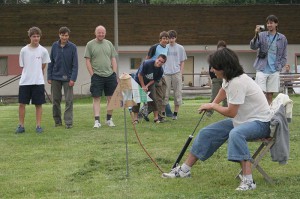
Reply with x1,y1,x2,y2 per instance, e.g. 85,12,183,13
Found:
147,43,160,59
134,59,163,85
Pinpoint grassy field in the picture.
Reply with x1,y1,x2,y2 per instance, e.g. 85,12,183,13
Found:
0,95,300,199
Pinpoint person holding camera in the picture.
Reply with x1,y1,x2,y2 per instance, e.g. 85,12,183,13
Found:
250,15,287,104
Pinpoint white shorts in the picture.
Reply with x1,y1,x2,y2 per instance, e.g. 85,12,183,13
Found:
255,71,280,93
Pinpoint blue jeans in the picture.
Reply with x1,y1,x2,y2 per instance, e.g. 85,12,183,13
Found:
190,119,270,162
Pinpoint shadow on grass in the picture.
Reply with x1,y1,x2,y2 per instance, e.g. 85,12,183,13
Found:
68,159,102,182
67,158,127,182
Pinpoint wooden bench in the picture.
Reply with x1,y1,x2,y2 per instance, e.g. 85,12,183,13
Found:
280,73,300,94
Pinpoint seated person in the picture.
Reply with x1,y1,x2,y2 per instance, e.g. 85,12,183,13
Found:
281,64,294,94
162,48,271,191
132,54,167,124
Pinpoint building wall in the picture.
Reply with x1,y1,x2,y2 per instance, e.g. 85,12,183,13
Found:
1,44,298,96
1,4,299,96
1,4,300,46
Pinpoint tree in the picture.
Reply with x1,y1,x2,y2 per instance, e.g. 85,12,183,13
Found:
1,0,297,4
148,0,295,4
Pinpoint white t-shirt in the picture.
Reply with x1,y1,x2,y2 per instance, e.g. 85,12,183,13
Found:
223,74,271,127
19,44,51,85
163,43,187,75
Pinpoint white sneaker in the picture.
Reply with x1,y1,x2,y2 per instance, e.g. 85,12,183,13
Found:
106,119,116,127
236,178,256,191
93,120,101,128
161,166,191,178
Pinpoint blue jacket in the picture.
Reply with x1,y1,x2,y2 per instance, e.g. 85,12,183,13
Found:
47,40,78,82
250,31,287,72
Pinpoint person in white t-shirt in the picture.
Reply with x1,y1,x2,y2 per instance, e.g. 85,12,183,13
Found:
16,27,51,134
162,30,187,120
162,48,271,191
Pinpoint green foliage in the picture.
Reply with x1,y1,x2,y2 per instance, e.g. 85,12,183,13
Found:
0,0,296,4
0,95,299,198
26,0,149,4
148,0,291,4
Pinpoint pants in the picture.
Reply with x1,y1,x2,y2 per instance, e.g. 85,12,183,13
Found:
155,77,167,116
210,78,227,107
164,73,183,106
51,80,74,125
191,119,270,162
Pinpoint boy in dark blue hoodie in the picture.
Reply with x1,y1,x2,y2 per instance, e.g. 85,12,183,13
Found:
47,27,78,128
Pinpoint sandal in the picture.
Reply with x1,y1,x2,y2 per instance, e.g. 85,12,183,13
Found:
154,119,160,123
132,120,139,125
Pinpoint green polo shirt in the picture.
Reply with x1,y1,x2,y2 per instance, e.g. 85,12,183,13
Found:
84,39,117,77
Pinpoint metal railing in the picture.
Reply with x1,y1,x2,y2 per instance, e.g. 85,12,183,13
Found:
0,74,21,88
0,74,52,103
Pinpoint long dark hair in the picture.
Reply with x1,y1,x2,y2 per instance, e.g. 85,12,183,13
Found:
208,48,244,81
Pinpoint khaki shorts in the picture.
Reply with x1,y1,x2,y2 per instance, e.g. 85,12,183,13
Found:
255,71,280,92
164,73,182,106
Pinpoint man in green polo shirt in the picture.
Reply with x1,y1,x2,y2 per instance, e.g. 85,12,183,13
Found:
84,25,118,128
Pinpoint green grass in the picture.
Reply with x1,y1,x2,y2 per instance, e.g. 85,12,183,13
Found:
0,95,300,198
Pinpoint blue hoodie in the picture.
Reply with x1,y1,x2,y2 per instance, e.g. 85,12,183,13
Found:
47,40,78,82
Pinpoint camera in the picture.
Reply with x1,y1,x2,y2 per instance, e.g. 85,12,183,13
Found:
258,25,265,31
258,51,267,59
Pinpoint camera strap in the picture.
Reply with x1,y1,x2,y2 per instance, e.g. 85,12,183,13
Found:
267,32,278,52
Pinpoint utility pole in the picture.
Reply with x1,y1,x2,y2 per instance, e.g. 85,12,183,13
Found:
114,0,119,76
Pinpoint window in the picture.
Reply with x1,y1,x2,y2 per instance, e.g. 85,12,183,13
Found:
0,57,8,76
130,58,142,69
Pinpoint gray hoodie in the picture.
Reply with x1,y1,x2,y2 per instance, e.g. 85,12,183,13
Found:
270,105,289,164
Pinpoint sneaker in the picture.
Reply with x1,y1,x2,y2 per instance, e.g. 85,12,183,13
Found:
159,117,167,123
15,125,25,133
36,126,43,133
139,105,150,122
172,115,178,120
106,119,116,127
138,112,149,121
137,112,143,120
143,115,150,122
162,166,191,178
93,120,101,128
235,178,256,191
65,124,73,129
132,120,139,125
